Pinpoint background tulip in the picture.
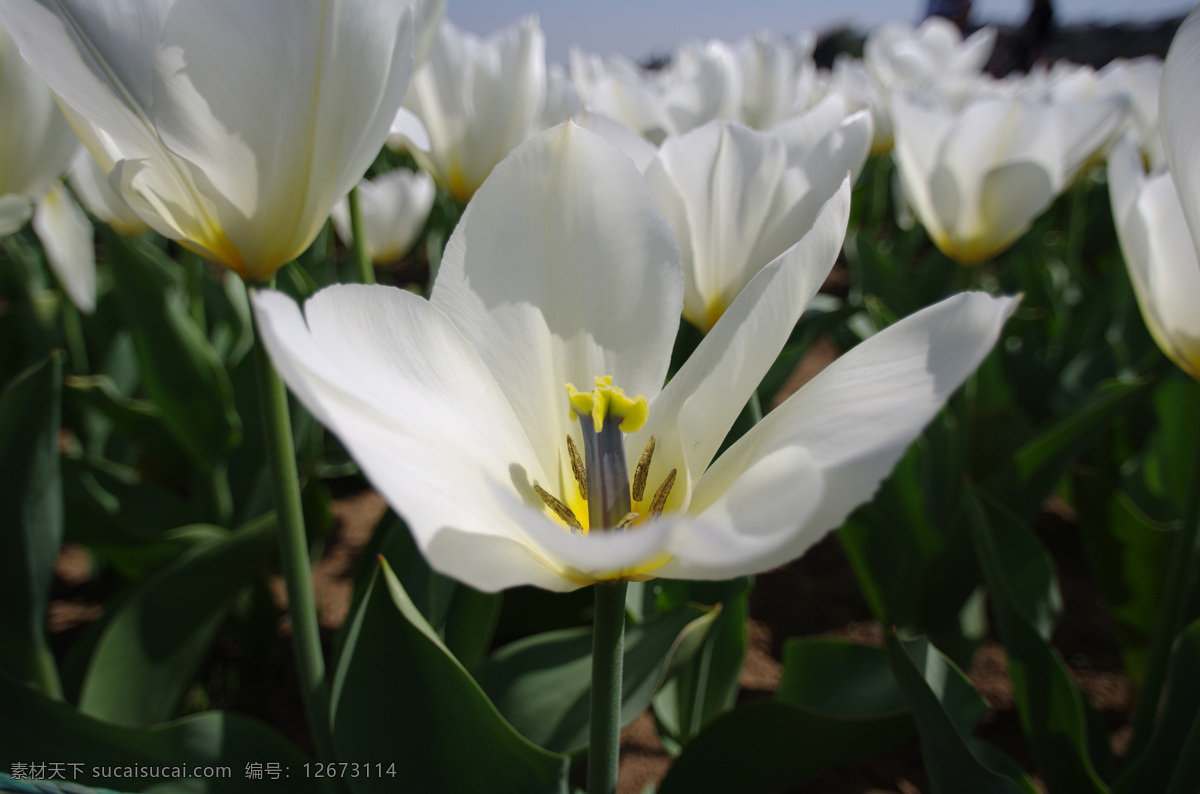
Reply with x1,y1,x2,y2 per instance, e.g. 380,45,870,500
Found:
0,0,419,283
331,169,436,266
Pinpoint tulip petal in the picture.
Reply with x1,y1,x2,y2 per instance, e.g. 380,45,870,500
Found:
1109,135,1200,378
432,121,682,491
656,447,825,579
251,285,575,593
0,194,33,237
32,184,95,314
1162,5,1200,254
634,178,851,507
687,291,1016,576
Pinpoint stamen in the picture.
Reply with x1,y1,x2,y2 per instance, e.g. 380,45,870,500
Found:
567,435,587,500
534,484,582,531
615,512,639,529
632,435,656,502
649,469,676,518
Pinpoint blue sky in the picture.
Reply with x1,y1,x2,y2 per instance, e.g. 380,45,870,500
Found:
445,0,1195,65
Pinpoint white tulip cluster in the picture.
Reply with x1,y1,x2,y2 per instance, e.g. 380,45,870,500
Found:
1,0,1187,593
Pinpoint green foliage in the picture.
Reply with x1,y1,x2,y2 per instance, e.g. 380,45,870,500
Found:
331,559,570,793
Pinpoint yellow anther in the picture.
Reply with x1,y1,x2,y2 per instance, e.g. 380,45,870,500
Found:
566,435,587,500
565,376,648,433
534,484,582,532
632,435,656,501
615,512,640,529
650,469,676,518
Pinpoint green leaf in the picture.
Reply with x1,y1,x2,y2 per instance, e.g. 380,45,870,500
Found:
443,586,503,672
331,559,568,793
885,633,1039,794
106,230,241,473
658,638,912,794
779,637,909,716
67,374,190,466
968,488,1111,793
1116,618,1200,794
477,601,717,754
0,354,63,697
0,669,327,793
652,579,749,751
76,515,275,727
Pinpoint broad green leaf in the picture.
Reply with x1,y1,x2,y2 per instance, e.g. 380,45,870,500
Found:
652,579,749,752
443,586,503,672
0,669,326,793
0,354,63,697
886,633,1038,794
968,488,1111,793
1116,619,1200,794
778,637,908,717
658,638,912,794
477,601,718,754
106,230,240,474
331,560,568,793
77,515,275,727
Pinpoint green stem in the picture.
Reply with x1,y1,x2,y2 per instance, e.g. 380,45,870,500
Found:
60,300,89,375
348,186,375,285
250,290,335,763
1166,709,1200,794
1130,418,1200,758
1066,180,1087,276
588,580,628,794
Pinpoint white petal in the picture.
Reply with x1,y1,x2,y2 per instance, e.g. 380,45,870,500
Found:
0,194,33,236
655,447,825,579
1162,5,1200,254
1108,135,1200,379
632,178,851,510
574,109,659,173
68,149,147,236
692,292,1016,572
432,121,682,493
388,106,431,153
251,285,575,593
32,184,95,313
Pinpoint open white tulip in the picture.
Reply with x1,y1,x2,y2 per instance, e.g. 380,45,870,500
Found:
1108,135,1200,380
0,0,418,283
865,17,996,95
330,169,435,265
645,116,871,331
1161,5,1200,263
891,90,1126,263
0,19,94,312
252,121,1015,592
396,16,547,203
732,30,819,131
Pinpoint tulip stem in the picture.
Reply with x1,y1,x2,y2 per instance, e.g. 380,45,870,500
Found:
250,297,336,764
588,580,628,794
1130,416,1200,758
348,186,375,285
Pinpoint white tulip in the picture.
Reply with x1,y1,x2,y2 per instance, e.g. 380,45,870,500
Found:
1108,135,1200,379
1160,5,1200,261
0,0,418,282
646,116,871,331
395,16,547,203
0,19,94,312
252,122,1015,592
891,90,1126,263
330,169,435,265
